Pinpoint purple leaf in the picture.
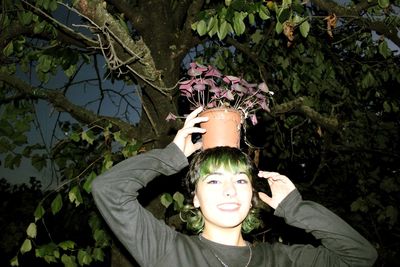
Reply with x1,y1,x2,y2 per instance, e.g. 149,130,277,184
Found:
258,82,269,92
193,84,206,91
205,67,222,78
188,68,203,76
223,75,240,84
165,112,177,121
232,83,247,93
250,114,258,125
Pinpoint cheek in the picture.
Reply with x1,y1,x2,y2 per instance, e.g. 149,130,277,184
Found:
241,187,253,204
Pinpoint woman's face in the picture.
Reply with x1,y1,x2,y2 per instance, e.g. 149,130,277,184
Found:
193,167,253,231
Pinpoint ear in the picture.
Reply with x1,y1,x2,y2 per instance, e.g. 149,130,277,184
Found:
193,193,200,208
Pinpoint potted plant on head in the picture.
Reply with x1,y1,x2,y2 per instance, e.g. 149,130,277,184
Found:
168,62,274,149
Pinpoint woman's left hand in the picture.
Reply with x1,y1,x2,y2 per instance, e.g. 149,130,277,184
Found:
257,171,296,209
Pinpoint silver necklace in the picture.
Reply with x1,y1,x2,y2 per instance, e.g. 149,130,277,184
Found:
198,234,252,267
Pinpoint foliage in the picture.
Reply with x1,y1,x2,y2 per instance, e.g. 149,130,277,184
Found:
173,62,273,125
0,0,399,266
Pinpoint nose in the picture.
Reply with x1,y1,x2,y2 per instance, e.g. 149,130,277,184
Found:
223,181,237,197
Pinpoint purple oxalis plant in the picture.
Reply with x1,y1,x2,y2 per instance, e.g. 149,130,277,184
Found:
167,62,274,125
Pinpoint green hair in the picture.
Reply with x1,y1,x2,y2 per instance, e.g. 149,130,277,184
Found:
181,146,262,234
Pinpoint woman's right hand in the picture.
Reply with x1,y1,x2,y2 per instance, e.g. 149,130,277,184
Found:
173,107,208,157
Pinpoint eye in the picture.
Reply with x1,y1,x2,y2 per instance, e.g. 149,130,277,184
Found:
207,179,220,184
236,173,250,184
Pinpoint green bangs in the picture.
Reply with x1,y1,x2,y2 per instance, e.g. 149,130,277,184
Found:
197,150,252,181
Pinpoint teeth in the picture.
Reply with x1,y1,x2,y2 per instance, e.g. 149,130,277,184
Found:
218,203,239,210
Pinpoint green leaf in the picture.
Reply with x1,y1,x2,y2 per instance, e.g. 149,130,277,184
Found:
18,11,33,26
58,240,76,250
207,17,219,37
248,13,255,25
34,204,45,221
173,191,185,211
378,40,391,59
0,139,9,153
89,213,102,231
378,0,390,8
384,205,398,226
20,239,32,254
49,0,58,12
68,186,83,207
351,197,368,212
34,21,47,34
361,72,376,88
93,229,110,247
5,153,21,169
83,171,97,193
82,130,95,145
32,154,47,171
196,20,207,36
217,20,229,40
122,141,141,158
65,64,77,78
258,5,270,20
275,21,283,34
206,16,217,32
70,131,80,142
299,21,310,38
102,153,113,171
113,131,127,146
191,21,198,31
51,193,63,215
250,30,263,44
292,76,301,94
3,41,14,57
27,223,37,239
233,12,246,35
61,254,77,267
10,256,19,266
277,7,291,24
92,248,105,262
37,55,53,73
160,193,173,208
383,101,391,112
78,249,92,266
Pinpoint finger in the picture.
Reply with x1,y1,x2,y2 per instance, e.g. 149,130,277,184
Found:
177,126,206,138
184,106,204,123
185,116,208,127
258,171,280,179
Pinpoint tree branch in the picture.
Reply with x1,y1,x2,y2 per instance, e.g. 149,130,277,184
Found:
0,73,140,139
76,0,163,84
270,97,339,132
311,0,400,48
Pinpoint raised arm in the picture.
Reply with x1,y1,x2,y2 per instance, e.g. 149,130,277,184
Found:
258,171,377,266
91,107,207,266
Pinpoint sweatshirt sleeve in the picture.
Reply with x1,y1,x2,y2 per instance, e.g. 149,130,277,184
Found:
274,190,378,267
91,143,188,267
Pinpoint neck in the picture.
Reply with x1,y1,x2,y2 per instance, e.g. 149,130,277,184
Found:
201,226,246,246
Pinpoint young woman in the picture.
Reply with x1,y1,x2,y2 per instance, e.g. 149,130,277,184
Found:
92,107,377,267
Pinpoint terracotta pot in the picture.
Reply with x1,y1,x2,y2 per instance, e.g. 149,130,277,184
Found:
199,108,243,149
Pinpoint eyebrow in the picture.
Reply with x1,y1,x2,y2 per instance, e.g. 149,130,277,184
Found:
205,171,248,177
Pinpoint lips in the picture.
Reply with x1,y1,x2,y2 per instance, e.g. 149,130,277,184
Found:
217,202,241,211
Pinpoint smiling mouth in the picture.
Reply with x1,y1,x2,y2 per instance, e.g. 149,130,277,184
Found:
217,203,241,211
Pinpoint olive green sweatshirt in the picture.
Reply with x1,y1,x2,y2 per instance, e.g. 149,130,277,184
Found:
92,143,377,267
